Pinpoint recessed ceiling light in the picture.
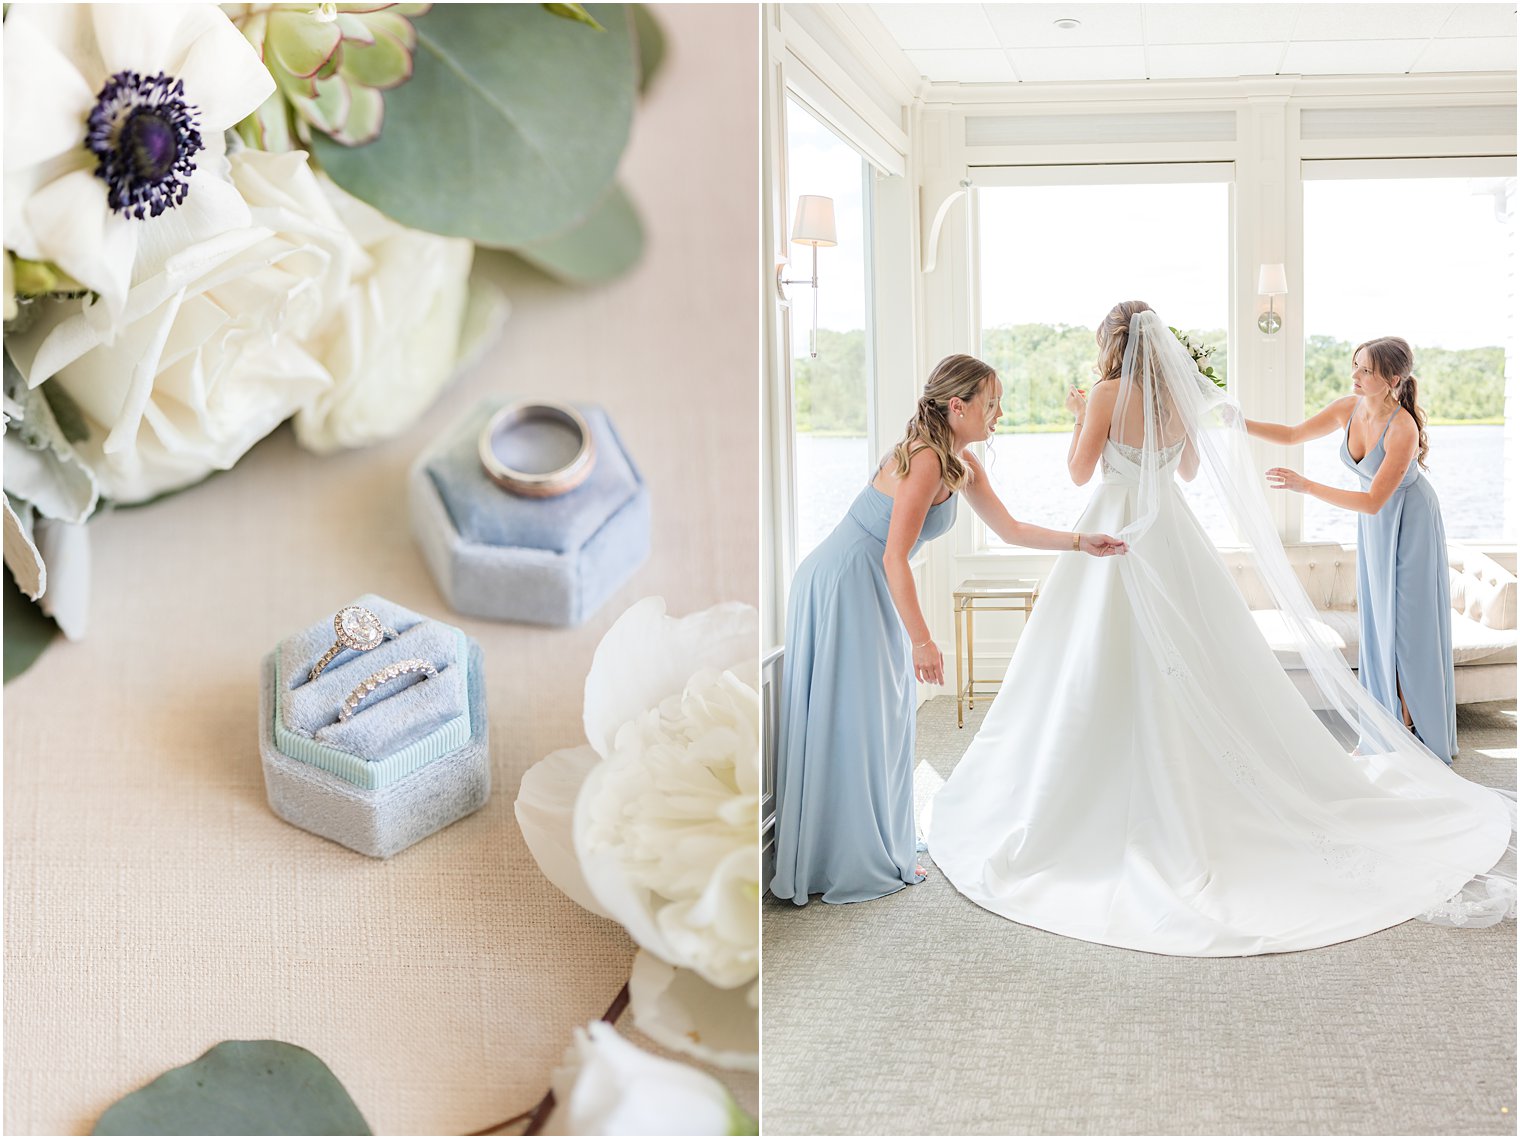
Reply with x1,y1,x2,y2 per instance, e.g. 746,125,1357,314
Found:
1053,17,1082,29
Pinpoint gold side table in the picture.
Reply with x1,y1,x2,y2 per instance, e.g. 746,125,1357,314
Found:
953,578,1040,728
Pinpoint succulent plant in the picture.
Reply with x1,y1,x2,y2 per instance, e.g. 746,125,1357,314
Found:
232,3,430,150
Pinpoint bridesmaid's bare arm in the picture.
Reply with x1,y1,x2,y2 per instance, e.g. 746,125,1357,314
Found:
1247,395,1356,445
1268,413,1418,514
881,447,943,680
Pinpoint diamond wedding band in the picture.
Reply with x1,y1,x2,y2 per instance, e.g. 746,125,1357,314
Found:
337,658,439,723
308,605,399,682
478,400,596,498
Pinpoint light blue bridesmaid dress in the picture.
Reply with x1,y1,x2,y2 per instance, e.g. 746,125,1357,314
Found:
770,478,958,904
1342,401,1457,762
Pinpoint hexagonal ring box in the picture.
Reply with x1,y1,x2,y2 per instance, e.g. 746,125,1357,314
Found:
258,595,490,858
409,399,650,626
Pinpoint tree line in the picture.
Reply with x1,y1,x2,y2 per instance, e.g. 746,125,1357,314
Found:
793,325,1505,434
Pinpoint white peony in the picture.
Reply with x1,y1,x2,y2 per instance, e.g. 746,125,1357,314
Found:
3,4,274,329
6,148,346,504
290,176,479,455
544,1021,755,1136
515,597,760,1071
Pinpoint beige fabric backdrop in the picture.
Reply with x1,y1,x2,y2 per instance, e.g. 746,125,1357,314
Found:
3,6,759,1133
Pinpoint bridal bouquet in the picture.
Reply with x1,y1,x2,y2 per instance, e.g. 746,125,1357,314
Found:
2,2,660,675
1170,326,1223,388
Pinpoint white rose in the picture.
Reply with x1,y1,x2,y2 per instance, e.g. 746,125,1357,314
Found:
290,176,481,455
544,1022,755,1137
6,149,348,504
515,597,760,1071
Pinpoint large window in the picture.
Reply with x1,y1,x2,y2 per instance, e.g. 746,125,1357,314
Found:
1302,172,1515,543
785,98,874,565
975,171,1231,543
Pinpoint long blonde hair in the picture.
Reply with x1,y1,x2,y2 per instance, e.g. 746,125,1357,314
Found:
1096,300,1154,383
889,354,995,491
1356,336,1429,469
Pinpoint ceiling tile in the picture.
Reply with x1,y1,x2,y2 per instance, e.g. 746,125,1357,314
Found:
1412,34,1519,69
868,4,999,51
1280,38,1428,73
1008,44,1151,81
984,3,1147,48
1435,3,1520,37
1146,41,1286,79
1141,4,1303,44
1289,4,1455,40
904,48,1021,82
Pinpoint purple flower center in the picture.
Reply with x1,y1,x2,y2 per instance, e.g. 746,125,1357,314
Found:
85,70,204,220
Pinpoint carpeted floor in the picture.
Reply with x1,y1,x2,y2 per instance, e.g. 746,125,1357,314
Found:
761,698,1518,1137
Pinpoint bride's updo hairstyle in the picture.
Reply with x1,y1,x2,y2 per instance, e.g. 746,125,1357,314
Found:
1356,336,1429,470
1095,299,1154,383
889,353,996,492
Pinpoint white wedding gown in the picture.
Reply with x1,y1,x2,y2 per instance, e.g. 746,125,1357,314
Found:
929,313,1514,956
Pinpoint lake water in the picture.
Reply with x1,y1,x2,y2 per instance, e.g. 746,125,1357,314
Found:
791,425,1510,560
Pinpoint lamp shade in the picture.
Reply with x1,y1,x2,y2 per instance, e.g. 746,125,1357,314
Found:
791,195,837,247
1257,263,1288,295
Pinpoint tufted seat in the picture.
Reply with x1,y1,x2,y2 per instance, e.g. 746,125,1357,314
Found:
1218,543,1517,705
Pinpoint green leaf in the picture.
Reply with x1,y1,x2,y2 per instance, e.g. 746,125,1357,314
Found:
631,6,665,93
93,1040,371,1136
543,3,604,31
312,4,636,248
512,184,644,284
4,566,57,683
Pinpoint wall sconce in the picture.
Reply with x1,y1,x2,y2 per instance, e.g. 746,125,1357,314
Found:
777,194,836,358
1257,263,1287,335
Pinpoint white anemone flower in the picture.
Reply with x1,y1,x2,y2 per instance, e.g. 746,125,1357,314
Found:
516,597,760,1071
3,4,274,330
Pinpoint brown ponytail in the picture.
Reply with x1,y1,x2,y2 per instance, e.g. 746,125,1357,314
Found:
890,354,995,492
1356,336,1429,469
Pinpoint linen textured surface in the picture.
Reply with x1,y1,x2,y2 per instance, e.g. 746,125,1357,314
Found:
2,6,759,1132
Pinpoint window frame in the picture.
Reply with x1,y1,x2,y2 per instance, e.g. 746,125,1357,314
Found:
773,87,884,582
1298,155,1516,546
965,161,1237,558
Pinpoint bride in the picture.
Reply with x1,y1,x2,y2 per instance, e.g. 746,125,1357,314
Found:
928,301,1514,956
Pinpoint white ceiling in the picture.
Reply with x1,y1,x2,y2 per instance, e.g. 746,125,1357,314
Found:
868,3,1517,83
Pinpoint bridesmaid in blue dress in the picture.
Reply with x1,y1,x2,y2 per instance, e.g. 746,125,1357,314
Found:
770,354,1128,905
1247,336,1457,761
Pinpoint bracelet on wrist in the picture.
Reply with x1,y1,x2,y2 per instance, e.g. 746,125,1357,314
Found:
1072,532,1081,551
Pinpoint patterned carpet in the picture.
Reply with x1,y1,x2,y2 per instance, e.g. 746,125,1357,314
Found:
761,698,1517,1136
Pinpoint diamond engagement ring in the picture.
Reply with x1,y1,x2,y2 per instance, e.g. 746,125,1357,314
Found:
478,400,596,498
337,658,439,723
308,605,399,682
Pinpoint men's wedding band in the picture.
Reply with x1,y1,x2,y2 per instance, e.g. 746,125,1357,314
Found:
308,605,399,682
337,658,439,723
478,400,596,498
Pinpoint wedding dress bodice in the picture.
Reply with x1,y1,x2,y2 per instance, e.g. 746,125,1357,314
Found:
1100,438,1186,483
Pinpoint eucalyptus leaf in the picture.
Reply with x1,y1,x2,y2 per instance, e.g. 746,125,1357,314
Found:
312,4,636,248
512,184,644,284
93,1040,371,1136
543,3,604,31
631,6,665,93
4,565,57,683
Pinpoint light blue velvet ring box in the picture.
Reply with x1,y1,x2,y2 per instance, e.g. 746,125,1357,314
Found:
409,400,651,626
257,595,490,858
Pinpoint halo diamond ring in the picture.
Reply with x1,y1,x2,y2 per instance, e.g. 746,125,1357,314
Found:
308,605,399,682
